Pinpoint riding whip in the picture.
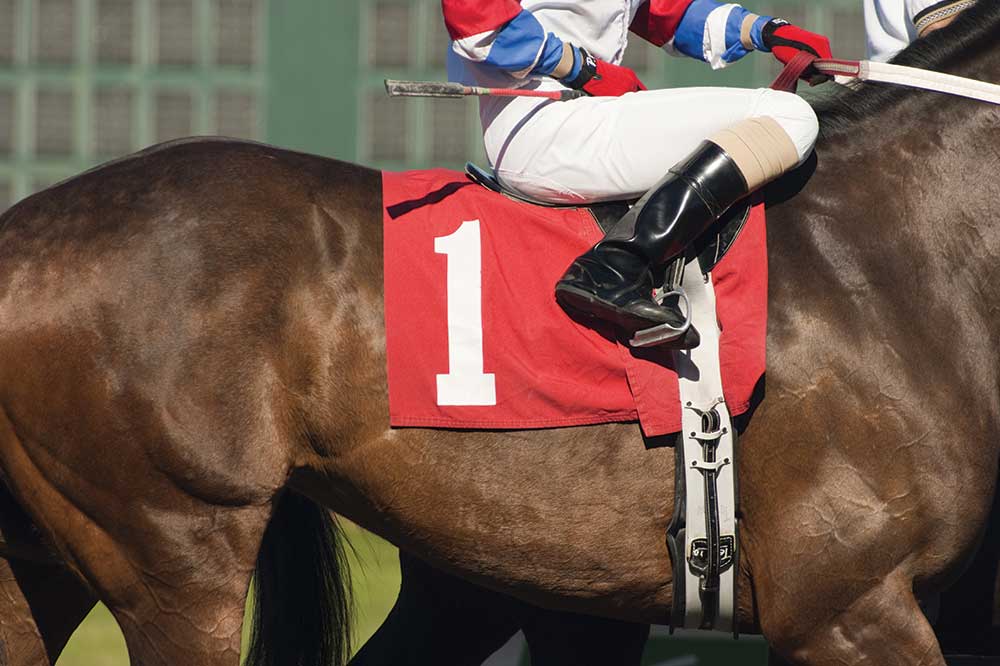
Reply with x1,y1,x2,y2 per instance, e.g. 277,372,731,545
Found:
385,79,587,102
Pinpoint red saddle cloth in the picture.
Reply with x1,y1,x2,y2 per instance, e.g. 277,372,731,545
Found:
382,169,767,436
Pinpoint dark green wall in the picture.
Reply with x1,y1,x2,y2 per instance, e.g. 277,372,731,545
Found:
267,0,360,160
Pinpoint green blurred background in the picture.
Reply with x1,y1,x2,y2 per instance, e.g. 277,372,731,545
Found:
0,0,865,663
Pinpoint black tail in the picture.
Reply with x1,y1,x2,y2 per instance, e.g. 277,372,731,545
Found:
245,490,354,666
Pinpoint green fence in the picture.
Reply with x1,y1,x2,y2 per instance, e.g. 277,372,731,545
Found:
0,0,269,205
0,0,362,210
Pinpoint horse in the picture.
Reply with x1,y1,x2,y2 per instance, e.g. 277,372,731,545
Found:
0,4,999,665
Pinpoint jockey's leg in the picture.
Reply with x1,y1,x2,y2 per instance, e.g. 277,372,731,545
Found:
555,118,799,346
482,87,817,347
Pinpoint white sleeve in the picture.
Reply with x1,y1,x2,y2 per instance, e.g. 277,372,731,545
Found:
864,0,916,62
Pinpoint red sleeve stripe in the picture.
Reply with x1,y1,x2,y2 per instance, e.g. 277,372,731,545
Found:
442,0,524,40
629,0,697,47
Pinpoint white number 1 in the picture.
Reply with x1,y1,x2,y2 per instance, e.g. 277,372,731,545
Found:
434,220,497,406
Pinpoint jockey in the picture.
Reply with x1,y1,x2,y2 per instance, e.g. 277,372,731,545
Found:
443,0,831,348
865,0,976,61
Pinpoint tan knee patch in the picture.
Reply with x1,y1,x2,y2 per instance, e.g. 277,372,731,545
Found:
709,117,800,191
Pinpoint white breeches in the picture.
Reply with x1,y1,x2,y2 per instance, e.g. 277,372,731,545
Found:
482,86,819,204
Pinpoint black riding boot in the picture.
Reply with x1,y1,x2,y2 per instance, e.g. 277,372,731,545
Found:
555,140,750,348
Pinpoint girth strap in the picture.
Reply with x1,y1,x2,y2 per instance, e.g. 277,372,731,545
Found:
666,254,740,634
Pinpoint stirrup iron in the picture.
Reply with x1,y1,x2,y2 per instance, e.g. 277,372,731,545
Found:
628,287,692,348
629,255,692,348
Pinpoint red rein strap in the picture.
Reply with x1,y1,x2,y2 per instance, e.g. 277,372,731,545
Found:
770,51,819,92
771,53,864,92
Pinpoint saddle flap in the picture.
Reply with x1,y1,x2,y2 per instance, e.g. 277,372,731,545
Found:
694,200,752,274
464,162,630,231
464,162,505,195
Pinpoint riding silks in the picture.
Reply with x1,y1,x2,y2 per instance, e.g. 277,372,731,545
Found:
382,169,766,436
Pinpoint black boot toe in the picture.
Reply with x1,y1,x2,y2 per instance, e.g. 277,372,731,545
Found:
554,279,688,335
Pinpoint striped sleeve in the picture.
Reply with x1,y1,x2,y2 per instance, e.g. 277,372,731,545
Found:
442,2,565,78
632,0,772,70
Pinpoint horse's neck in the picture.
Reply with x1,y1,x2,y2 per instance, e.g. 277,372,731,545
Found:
763,56,1000,422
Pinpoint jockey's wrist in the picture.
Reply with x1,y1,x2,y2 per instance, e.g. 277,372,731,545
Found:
551,42,579,79
559,46,596,89
760,18,789,53
744,14,774,51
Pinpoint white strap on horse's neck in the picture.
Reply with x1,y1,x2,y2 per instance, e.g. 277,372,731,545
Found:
817,58,1000,106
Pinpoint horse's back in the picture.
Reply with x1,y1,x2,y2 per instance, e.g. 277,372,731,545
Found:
0,136,379,264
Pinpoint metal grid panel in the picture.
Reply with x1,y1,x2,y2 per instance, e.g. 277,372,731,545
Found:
0,88,12,155
371,1,410,68
35,88,75,155
369,93,409,162
157,0,196,65
424,3,449,69
155,89,194,143
215,0,258,66
36,0,77,64
215,89,256,138
428,97,471,163
832,8,868,57
621,38,654,74
0,0,15,64
95,87,133,156
96,0,135,63
361,0,482,169
31,174,65,194
0,0,268,207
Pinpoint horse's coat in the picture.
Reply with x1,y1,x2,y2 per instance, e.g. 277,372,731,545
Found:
0,5,999,666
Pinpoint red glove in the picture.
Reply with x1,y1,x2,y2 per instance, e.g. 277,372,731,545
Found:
561,47,646,97
761,19,833,66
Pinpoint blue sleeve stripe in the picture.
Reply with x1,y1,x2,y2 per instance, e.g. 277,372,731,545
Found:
534,32,565,75
724,7,745,50
673,0,716,61
721,5,751,63
674,0,773,67
483,10,564,77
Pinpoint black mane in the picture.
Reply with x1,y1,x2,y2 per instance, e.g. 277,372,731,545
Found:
815,0,1000,135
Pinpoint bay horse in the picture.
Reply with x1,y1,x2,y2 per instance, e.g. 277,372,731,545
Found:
0,4,999,665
